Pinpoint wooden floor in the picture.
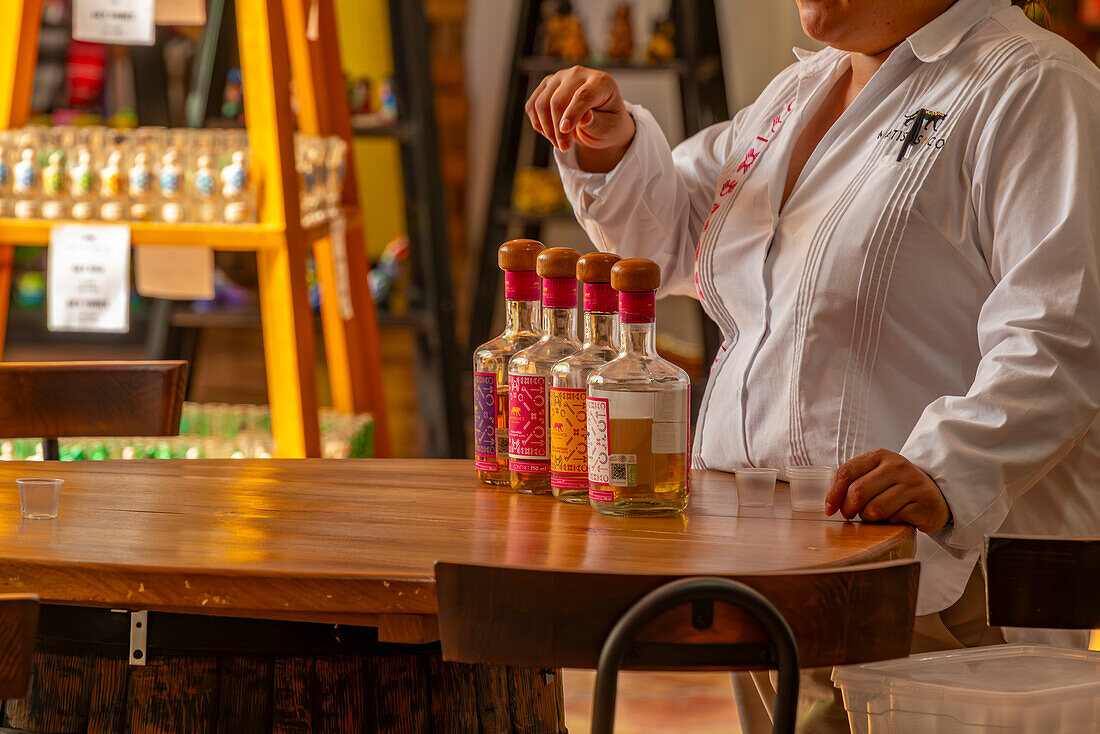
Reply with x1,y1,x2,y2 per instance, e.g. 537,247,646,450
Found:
563,670,740,734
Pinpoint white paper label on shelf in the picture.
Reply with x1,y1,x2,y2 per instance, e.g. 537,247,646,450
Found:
73,0,155,46
134,245,214,300
47,224,131,333
331,215,354,320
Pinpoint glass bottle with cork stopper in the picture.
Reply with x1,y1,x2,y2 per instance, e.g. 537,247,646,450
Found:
549,252,621,504
508,247,583,494
587,258,690,515
473,239,545,485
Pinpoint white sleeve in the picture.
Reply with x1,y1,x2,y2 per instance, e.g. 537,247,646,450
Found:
554,103,738,298
901,61,1100,551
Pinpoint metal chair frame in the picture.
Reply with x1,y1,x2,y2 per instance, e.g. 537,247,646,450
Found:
591,576,800,734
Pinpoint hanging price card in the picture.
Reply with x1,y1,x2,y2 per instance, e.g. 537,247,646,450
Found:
73,0,156,46
47,224,131,333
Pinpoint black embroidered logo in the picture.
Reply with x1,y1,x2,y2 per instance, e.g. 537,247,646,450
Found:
878,108,949,152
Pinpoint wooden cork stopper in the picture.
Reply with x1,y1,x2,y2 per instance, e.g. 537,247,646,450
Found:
576,252,620,284
611,258,661,292
536,247,581,279
498,239,544,271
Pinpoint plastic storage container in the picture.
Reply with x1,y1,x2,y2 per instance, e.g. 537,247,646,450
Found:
832,644,1100,734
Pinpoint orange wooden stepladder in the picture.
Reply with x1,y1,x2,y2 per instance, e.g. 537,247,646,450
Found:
0,0,390,458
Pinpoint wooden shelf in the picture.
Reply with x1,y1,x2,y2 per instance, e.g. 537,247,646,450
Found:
351,116,413,141
519,55,691,74
0,209,358,251
493,206,577,226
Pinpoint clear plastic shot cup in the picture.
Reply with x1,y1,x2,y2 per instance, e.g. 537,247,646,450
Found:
17,478,63,519
735,468,778,507
786,466,834,512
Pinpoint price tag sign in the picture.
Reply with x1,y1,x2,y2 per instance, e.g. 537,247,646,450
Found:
134,245,214,300
330,215,354,320
47,224,131,333
72,0,156,46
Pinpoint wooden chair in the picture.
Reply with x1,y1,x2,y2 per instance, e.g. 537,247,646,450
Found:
0,594,39,699
986,534,1099,631
0,361,188,458
435,560,920,733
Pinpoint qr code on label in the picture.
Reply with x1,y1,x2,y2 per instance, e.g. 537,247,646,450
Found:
496,432,508,457
609,454,636,487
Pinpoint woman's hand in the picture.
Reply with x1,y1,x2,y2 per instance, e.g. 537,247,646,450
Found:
524,66,636,173
824,449,951,533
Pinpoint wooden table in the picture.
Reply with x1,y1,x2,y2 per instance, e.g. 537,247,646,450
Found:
0,460,913,733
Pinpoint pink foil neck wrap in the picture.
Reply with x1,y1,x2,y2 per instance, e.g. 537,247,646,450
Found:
583,282,617,313
619,291,656,324
504,270,540,301
542,277,577,309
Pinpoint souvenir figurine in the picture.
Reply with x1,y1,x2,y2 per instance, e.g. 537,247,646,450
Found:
607,4,634,61
193,154,217,222
380,78,397,118
222,68,244,122
647,17,676,63
348,78,373,114
40,150,65,219
550,2,588,61
13,146,39,219
99,149,124,221
221,150,250,224
128,151,154,221
69,149,95,220
0,140,10,218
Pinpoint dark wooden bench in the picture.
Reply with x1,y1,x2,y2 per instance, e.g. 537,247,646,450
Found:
986,534,1099,630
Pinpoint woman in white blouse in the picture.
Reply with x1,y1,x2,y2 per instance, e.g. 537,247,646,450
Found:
528,0,1100,730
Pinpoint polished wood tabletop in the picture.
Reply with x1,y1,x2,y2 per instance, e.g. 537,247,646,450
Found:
0,460,913,632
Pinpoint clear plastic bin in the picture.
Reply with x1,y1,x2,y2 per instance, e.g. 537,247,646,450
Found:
832,644,1100,733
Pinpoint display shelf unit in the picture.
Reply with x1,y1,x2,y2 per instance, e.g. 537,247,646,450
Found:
0,0,390,458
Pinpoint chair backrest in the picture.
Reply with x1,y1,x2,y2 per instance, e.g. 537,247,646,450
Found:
0,594,38,699
0,361,187,440
986,534,1099,629
591,577,800,734
434,559,920,670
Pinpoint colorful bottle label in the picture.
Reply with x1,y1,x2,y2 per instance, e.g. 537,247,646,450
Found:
508,373,548,474
542,277,577,308
504,271,540,301
550,387,587,490
473,371,499,471
586,396,612,501
584,282,617,313
620,291,656,323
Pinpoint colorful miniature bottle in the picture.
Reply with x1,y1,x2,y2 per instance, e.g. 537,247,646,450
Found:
472,239,544,485
222,150,250,223
99,150,125,221
587,259,690,515
550,252,620,503
40,150,65,219
128,151,154,221
0,140,12,218
12,142,38,219
509,247,583,494
69,149,96,220
192,154,217,223
158,150,185,223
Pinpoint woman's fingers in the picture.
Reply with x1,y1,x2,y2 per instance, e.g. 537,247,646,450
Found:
559,75,611,134
826,449,886,513
534,77,562,150
839,464,896,519
549,77,589,150
524,77,548,135
858,483,910,522
525,68,625,152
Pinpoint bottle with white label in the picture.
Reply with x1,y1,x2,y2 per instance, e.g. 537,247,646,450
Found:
157,150,185,223
472,239,544,485
549,252,620,504
508,247,582,495
12,136,38,219
587,258,690,515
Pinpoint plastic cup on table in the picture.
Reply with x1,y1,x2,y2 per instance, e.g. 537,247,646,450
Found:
786,466,834,513
735,468,778,507
17,478,63,519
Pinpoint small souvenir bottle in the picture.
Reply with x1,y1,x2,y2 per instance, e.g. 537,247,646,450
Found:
128,151,155,221
69,149,96,220
221,150,250,223
98,150,126,221
472,239,544,485
508,247,583,494
192,154,217,223
157,150,185,223
587,258,690,516
39,150,65,220
0,136,12,218
12,137,38,219
550,252,621,503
